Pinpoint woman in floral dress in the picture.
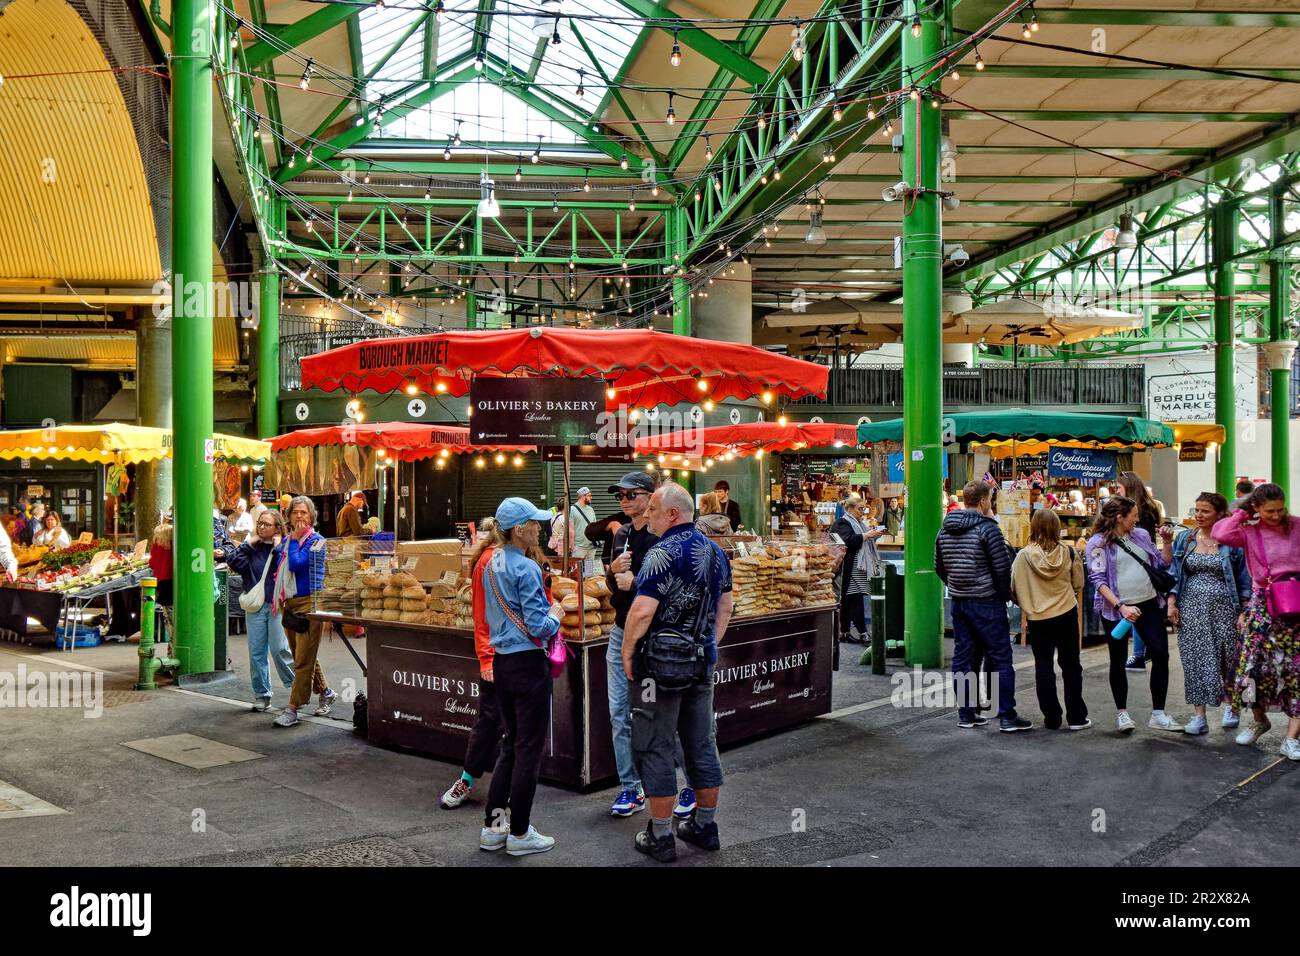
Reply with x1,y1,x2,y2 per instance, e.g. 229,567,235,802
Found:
1166,492,1251,735
1212,483,1300,760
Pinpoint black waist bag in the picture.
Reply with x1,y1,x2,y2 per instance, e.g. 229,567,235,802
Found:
640,626,708,692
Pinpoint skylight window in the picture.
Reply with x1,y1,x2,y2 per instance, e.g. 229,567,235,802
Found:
359,5,426,103
377,83,586,146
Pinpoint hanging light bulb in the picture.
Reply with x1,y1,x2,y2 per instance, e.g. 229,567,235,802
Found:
974,47,985,70
424,180,432,200
553,192,560,212
757,109,767,130
363,171,370,185
704,135,713,162
628,193,636,212
453,119,463,146
532,135,542,164
832,102,843,122
299,59,314,90
867,99,877,120
1030,6,1039,32
443,142,452,160
582,166,591,192
474,50,485,72
551,18,562,46
1022,18,1032,39
670,30,682,67
515,158,523,182
666,92,675,125
911,14,922,37
791,21,805,61
620,150,629,170
576,69,586,99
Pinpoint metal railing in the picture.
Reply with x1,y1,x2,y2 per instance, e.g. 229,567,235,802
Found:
795,365,1146,409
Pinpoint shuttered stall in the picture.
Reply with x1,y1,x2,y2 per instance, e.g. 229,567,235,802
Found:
549,461,641,519
460,455,546,526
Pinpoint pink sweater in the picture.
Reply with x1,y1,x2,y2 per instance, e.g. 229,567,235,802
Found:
1212,509,1300,585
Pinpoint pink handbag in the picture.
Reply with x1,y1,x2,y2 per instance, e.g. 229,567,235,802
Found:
1249,526,1300,621
486,562,572,678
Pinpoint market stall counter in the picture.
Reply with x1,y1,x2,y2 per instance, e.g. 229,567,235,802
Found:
318,604,835,789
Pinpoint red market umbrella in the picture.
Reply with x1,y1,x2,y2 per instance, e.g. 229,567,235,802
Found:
636,421,859,460
298,327,829,408
270,422,532,461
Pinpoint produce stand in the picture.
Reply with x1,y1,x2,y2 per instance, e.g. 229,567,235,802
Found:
315,605,835,789
0,550,151,649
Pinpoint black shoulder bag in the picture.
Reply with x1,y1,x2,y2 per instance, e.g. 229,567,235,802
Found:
1113,537,1176,595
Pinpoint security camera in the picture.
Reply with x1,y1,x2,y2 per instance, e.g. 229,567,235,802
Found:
944,244,969,266
881,180,910,203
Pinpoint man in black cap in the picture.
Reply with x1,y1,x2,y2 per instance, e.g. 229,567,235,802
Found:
602,471,659,817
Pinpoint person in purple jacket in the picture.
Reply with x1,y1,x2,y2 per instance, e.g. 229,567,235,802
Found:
1086,495,1178,735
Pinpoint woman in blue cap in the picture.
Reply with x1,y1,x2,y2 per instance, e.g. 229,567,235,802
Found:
479,497,566,857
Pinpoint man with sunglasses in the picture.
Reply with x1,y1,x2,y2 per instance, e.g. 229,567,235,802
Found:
603,473,667,817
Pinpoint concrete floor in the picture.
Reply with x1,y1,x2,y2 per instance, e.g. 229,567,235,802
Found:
0,626,1294,867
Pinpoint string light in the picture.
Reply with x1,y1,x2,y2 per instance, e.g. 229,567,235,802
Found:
620,150,629,170
867,99,876,120
515,158,522,182
974,47,985,70
582,166,591,192
791,21,805,61
832,102,843,122
474,49,485,72
299,59,314,90
704,134,713,161
666,92,675,124
531,135,542,164
628,192,636,211
670,30,682,67
443,143,452,160
911,14,921,37
576,69,586,99
453,119,463,146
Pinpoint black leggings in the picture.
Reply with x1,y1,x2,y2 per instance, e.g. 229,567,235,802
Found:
1108,597,1169,710
484,650,552,836
841,591,866,636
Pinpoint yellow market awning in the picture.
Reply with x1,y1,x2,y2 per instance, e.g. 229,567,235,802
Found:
0,423,269,465
977,421,1223,460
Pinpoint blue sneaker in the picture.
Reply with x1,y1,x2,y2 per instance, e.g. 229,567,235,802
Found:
673,786,696,820
609,787,645,817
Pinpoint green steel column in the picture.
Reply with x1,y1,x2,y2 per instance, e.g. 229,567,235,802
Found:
900,0,944,668
257,256,280,439
170,0,215,675
1267,245,1294,498
1212,202,1238,499
670,207,690,334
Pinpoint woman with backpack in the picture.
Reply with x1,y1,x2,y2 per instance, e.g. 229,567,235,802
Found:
1011,508,1088,730
1166,492,1251,735
226,508,296,712
1085,495,1179,735
1211,483,1300,759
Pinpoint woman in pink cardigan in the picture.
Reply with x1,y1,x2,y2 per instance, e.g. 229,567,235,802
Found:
1212,483,1300,760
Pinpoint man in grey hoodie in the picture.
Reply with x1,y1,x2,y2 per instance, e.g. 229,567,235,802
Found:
934,480,1031,732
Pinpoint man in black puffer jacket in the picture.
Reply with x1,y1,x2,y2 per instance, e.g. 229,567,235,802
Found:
934,480,1031,734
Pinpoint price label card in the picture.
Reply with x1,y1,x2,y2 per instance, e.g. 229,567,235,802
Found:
734,541,748,557
371,555,393,571
440,570,460,587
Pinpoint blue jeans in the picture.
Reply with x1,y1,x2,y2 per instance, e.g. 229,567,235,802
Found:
246,603,295,700
606,625,641,791
951,597,1017,718
1131,629,1147,659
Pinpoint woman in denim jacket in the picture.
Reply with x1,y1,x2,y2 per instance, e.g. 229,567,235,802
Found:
1166,492,1251,736
1086,495,1177,735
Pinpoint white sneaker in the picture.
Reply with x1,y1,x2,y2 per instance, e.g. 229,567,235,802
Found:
1235,718,1271,746
1149,711,1184,732
1221,705,1240,729
479,826,507,852
1281,738,1300,761
1116,711,1136,734
1184,715,1208,735
441,777,474,809
506,825,556,857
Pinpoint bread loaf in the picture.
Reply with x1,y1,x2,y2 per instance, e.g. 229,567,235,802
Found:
561,611,602,627
382,583,401,597
389,570,420,589
583,577,610,597
398,611,424,623
400,584,426,599
383,597,401,610
380,609,402,621
550,576,578,595
400,598,427,612
561,594,600,612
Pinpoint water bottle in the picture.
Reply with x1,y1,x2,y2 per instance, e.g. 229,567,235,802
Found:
1111,617,1133,640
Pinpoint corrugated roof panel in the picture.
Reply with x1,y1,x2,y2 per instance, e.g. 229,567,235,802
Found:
0,0,161,283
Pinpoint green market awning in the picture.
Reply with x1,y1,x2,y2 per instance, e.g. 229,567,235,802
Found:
856,409,1175,447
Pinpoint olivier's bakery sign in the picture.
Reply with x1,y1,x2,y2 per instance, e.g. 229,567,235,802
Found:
469,378,604,445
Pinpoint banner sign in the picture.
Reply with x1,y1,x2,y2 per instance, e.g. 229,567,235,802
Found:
469,378,604,446
1047,447,1119,482
887,451,948,482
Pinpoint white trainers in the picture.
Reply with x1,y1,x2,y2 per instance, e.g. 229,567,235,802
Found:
1221,705,1240,729
441,777,474,809
506,825,556,857
313,688,337,717
1235,718,1271,746
1184,715,1208,735
1149,711,1184,732
1116,711,1136,734
479,826,507,852
1281,738,1300,761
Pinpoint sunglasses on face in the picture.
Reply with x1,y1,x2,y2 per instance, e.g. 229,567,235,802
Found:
614,491,649,501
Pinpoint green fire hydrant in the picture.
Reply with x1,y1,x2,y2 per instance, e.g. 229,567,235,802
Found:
136,577,180,690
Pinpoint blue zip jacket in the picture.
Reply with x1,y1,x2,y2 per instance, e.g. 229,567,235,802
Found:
1169,527,1251,615
283,530,325,598
484,544,559,655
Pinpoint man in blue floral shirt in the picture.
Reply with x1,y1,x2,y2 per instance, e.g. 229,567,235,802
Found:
621,482,733,862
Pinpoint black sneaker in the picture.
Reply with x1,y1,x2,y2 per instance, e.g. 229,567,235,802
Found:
633,823,677,863
1124,654,1147,671
677,814,721,851
999,714,1034,733
957,710,988,729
